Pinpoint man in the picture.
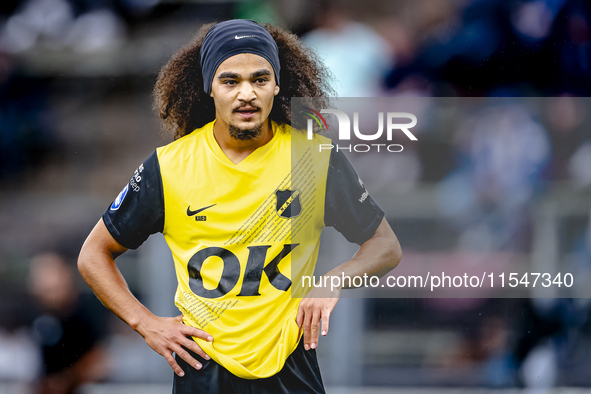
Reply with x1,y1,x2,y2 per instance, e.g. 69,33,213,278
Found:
78,19,401,393
30,253,108,394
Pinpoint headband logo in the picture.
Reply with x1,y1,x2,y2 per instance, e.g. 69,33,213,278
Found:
235,35,256,39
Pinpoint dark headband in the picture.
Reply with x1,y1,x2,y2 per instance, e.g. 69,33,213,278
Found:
199,19,281,95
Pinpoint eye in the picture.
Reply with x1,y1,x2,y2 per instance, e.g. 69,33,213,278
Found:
255,78,268,84
223,80,237,85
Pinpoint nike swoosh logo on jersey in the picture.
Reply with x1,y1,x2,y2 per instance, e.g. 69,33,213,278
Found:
187,204,216,216
235,35,255,39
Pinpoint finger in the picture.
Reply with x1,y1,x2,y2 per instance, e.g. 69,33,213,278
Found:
163,350,185,377
182,325,213,342
296,306,304,329
302,310,312,351
321,308,330,336
295,310,303,340
310,309,321,350
183,337,210,361
172,343,203,371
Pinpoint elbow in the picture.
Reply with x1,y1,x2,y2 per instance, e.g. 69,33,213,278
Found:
376,217,402,271
76,218,126,285
77,236,103,282
387,235,402,271
77,243,91,281
391,244,402,270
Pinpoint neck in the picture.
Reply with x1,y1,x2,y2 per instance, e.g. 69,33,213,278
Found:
212,118,274,164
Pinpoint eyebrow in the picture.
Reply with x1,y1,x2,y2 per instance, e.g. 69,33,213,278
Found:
218,69,272,79
250,69,271,78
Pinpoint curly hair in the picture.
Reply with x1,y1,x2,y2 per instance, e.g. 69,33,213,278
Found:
153,21,335,140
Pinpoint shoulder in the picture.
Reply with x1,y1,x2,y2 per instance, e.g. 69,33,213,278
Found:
272,120,332,146
157,121,213,159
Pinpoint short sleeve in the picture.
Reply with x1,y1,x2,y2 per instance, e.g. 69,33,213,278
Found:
324,150,385,244
102,152,164,249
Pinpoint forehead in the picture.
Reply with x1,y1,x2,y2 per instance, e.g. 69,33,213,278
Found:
214,53,273,76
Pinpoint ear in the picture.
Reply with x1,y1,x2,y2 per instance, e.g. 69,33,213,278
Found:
274,84,280,96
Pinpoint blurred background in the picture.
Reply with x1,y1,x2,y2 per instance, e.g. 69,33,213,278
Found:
1,0,591,393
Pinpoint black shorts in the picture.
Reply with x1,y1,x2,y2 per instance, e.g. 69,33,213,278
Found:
172,339,326,394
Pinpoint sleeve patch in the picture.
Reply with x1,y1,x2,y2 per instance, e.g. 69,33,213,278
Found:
102,152,164,249
110,184,128,211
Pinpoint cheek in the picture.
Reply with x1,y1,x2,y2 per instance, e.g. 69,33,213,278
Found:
214,96,231,113
266,94,276,110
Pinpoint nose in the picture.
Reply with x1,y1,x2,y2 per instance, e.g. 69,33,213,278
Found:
237,81,256,102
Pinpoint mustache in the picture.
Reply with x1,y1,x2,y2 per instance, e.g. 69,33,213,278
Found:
233,104,260,111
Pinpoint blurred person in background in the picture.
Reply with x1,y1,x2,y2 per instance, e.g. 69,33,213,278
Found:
0,277,39,385
302,2,392,97
29,252,108,394
438,101,551,252
385,0,591,96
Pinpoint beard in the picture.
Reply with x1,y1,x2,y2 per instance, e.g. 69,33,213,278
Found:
228,122,263,140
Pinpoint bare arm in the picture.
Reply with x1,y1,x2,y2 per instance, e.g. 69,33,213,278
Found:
296,217,402,350
325,216,401,283
78,218,213,377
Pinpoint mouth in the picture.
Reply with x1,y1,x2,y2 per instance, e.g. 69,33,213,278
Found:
234,107,260,119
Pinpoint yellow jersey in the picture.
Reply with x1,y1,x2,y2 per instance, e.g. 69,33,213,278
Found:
103,119,384,379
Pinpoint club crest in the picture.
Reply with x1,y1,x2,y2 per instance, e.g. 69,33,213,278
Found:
275,189,301,218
